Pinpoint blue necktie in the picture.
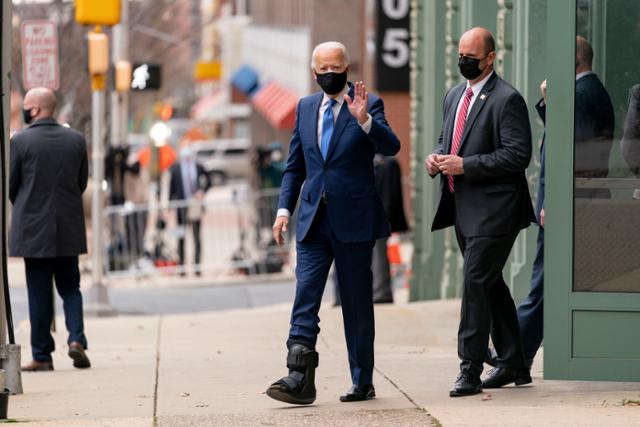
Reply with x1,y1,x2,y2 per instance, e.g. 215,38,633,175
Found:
320,99,337,160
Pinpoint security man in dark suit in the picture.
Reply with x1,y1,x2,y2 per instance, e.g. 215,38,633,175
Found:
425,28,535,397
10,87,91,371
573,36,615,198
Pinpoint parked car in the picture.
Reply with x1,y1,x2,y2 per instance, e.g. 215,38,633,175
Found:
192,138,251,185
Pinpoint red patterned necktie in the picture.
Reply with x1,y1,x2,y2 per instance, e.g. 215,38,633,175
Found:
448,87,475,193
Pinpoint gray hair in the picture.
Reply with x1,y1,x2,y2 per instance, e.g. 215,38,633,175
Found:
310,41,350,69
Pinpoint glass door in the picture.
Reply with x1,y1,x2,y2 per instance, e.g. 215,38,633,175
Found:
545,0,640,381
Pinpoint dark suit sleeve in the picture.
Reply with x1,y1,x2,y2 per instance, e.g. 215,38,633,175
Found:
277,102,306,214
78,138,89,193
367,98,400,156
197,164,212,191
463,92,532,180
621,85,640,175
433,88,453,157
429,88,454,179
535,98,546,124
9,137,21,204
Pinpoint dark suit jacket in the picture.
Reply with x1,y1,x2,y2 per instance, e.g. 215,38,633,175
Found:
278,83,400,243
621,83,640,176
431,73,536,237
574,73,614,179
9,118,88,258
535,99,546,223
169,161,211,224
375,156,408,233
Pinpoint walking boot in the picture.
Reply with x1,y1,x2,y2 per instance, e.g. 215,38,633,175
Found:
266,344,319,405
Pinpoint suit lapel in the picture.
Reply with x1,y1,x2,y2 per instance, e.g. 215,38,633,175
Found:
304,92,324,161
457,73,498,154
324,84,354,163
444,85,466,153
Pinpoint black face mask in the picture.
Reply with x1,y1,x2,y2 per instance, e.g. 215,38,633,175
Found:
22,108,34,125
315,70,348,95
458,55,487,80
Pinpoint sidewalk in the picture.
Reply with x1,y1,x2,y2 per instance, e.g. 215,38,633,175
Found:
7,296,640,426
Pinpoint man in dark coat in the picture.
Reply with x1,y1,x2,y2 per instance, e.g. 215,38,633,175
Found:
372,154,408,303
573,36,615,199
425,28,535,397
169,146,211,275
10,87,91,371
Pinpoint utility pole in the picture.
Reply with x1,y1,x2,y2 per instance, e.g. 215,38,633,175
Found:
76,0,121,316
1,0,23,395
86,28,115,316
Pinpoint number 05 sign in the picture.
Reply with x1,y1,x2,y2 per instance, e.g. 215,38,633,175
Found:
376,0,410,92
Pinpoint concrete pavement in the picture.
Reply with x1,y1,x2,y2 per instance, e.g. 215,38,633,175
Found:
7,295,640,426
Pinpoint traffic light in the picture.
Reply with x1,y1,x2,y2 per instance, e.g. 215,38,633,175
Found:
114,60,131,92
87,30,109,75
75,0,121,26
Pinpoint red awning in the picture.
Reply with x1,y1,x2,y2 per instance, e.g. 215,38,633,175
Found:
190,90,227,121
252,81,299,130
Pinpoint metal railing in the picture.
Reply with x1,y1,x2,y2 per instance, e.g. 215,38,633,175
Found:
101,187,293,279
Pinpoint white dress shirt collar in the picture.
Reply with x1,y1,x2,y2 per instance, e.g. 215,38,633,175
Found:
321,84,349,108
576,70,595,81
466,70,494,97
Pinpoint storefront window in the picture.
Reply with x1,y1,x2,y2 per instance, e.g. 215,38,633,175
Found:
573,0,640,292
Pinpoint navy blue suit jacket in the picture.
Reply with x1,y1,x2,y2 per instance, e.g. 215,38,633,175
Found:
278,84,400,243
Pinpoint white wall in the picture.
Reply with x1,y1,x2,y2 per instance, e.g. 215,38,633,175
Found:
243,25,311,96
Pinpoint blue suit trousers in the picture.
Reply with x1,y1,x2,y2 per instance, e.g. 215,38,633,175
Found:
24,256,88,362
287,204,375,385
516,226,544,366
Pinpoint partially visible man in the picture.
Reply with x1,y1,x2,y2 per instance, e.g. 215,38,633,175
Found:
267,41,400,405
10,87,91,371
169,145,211,276
425,28,535,397
488,37,615,373
574,36,615,198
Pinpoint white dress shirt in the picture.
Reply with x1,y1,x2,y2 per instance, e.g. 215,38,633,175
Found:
180,157,197,199
277,84,373,219
453,71,494,133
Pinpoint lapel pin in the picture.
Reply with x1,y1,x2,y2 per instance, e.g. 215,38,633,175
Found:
480,94,487,100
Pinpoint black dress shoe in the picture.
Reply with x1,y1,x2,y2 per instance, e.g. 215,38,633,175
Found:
339,384,375,402
68,342,91,369
482,367,532,389
449,372,482,397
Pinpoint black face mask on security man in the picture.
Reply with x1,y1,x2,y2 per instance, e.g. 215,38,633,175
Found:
458,55,489,80
315,70,348,95
22,108,34,125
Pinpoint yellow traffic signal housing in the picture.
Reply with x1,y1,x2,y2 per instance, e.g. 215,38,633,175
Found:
75,0,121,26
194,61,222,81
88,30,109,75
114,60,131,92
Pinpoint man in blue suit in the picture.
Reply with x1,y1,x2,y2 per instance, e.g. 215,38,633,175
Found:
266,41,400,405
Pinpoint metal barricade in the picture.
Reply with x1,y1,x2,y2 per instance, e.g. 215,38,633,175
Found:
101,187,293,279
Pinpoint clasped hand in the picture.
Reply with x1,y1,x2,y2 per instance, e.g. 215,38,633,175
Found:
424,154,464,176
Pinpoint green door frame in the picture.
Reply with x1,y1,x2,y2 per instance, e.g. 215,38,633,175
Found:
544,0,640,381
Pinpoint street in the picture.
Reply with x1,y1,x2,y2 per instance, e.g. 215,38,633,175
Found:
8,279,329,325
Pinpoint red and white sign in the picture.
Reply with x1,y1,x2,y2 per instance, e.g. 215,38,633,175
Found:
21,20,60,91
